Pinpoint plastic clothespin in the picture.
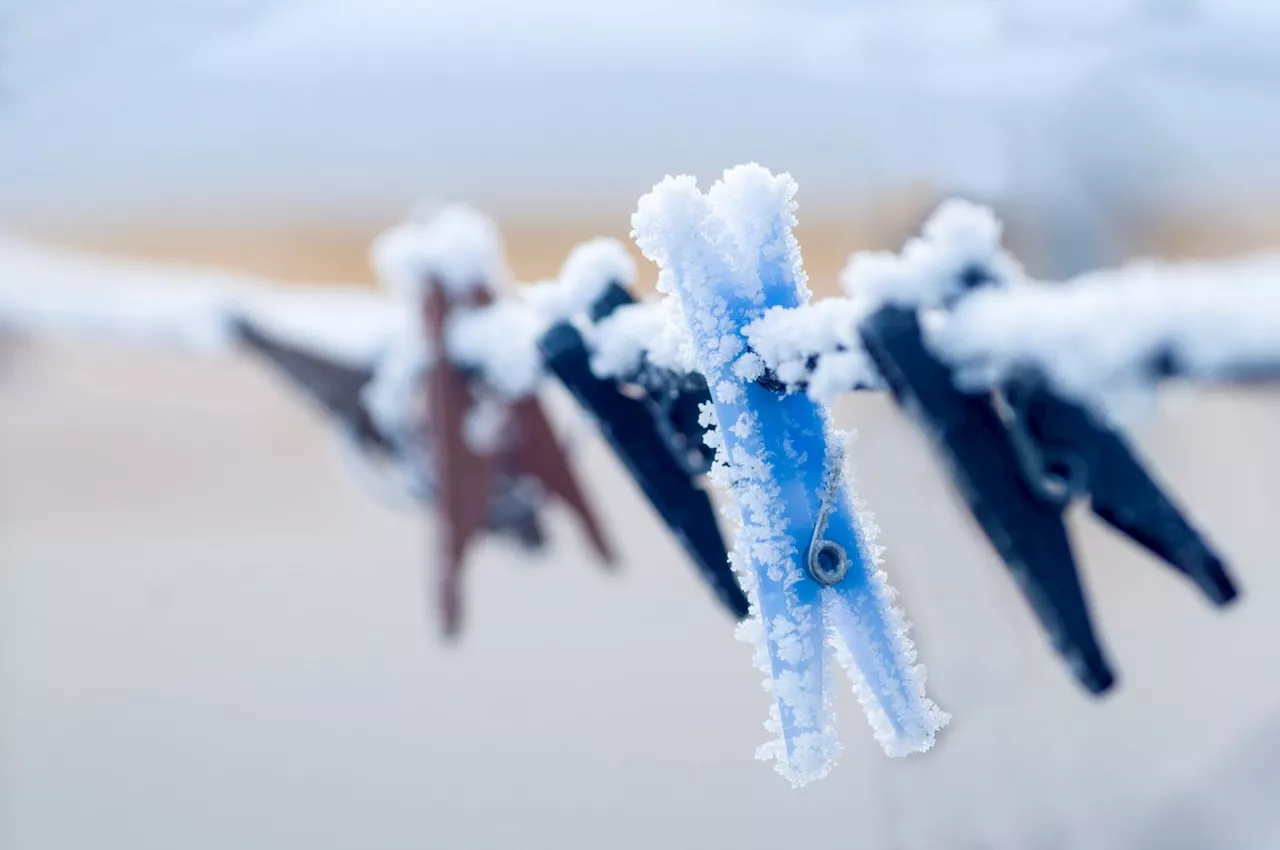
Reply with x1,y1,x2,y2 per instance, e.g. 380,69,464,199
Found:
373,206,615,635
634,165,947,785
853,200,1239,693
535,240,749,619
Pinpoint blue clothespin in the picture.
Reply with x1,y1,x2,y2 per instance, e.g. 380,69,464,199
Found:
536,241,748,619
852,201,1240,693
633,165,947,784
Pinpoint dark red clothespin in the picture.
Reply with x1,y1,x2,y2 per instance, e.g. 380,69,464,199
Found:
413,234,613,636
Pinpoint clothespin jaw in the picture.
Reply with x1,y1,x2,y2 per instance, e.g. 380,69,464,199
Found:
997,371,1239,606
634,165,946,785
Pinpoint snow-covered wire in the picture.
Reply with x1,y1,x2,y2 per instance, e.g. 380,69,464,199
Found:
0,233,400,367
743,200,1280,414
934,252,1280,413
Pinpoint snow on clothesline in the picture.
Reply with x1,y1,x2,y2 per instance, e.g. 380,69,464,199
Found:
937,253,1280,411
587,298,697,380
0,212,659,484
0,215,635,390
743,202,1280,415
0,233,403,367
5,198,1278,424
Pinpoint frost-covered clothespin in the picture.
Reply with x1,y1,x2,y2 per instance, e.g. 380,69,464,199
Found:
633,164,948,785
534,238,749,619
851,200,1240,693
372,206,614,635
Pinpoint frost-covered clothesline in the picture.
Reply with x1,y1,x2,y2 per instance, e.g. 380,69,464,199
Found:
938,253,1280,412
737,208,1280,418
0,234,402,365
9,202,1273,429
0,224,636,416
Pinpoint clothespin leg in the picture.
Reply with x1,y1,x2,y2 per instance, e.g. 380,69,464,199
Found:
1014,382,1240,607
1087,433,1238,605
668,488,750,618
725,387,837,781
506,396,617,566
439,560,465,638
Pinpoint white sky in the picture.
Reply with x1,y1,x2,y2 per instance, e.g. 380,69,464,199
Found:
0,0,1277,228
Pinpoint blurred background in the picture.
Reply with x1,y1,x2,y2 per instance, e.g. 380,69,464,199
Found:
2,1,1280,848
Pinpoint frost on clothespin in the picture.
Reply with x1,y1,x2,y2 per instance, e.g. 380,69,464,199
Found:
744,298,883,403
543,236,640,323
535,238,749,619
633,164,948,785
370,205,614,635
851,200,1240,694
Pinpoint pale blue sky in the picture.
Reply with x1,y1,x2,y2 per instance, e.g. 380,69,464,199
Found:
0,0,1277,233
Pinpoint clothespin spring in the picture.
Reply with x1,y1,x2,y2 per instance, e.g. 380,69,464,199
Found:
992,372,1089,506
807,469,851,586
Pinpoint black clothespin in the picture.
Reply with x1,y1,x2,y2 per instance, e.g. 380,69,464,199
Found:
538,280,750,619
857,260,1240,694
589,280,717,476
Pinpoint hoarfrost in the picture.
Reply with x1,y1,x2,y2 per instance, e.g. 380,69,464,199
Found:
556,237,637,315
840,198,1023,309
370,204,508,300
445,300,546,399
932,251,1280,417
588,297,696,379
